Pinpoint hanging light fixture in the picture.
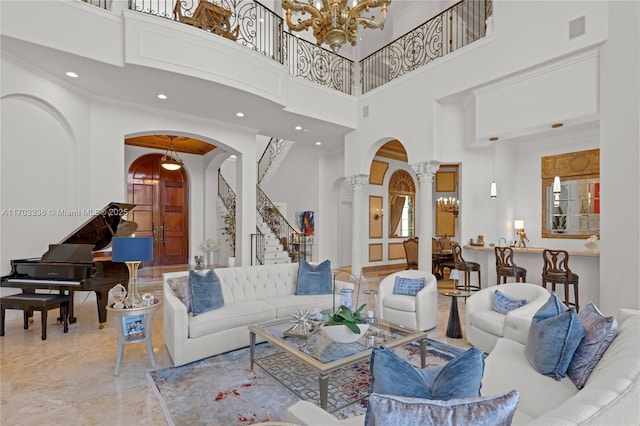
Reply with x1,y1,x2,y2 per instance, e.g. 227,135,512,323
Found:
437,197,460,218
490,181,498,199
160,136,184,171
552,155,561,194
490,140,498,199
281,0,391,53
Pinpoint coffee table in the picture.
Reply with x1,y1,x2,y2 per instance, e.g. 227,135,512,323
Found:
249,318,427,412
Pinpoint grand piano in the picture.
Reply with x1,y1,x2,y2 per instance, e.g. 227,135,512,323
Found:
1,202,137,328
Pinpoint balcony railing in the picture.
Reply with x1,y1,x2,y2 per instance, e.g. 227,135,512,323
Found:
360,0,491,93
96,0,490,95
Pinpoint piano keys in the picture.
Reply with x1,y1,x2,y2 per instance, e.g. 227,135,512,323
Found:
1,202,137,329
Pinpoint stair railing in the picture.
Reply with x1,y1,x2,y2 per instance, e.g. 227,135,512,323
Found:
256,185,308,262
257,137,285,184
250,232,266,265
218,171,236,256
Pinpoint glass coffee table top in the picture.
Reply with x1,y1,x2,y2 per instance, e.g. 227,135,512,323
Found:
248,317,427,412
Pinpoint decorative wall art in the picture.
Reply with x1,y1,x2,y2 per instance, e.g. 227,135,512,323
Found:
296,211,314,236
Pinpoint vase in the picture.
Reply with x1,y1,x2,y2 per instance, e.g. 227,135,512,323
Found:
206,251,215,268
321,324,369,344
228,256,236,267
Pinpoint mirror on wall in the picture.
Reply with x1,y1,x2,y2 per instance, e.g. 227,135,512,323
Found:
388,169,416,238
541,149,599,239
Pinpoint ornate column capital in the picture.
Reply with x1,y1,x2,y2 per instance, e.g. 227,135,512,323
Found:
412,161,441,183
348,174,369,191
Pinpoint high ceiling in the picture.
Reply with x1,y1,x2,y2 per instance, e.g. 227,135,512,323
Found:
1,1,433,156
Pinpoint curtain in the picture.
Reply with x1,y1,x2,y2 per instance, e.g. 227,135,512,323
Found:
389,195,405,236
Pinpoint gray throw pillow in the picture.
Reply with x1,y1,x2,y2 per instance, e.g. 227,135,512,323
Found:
295,259,332,295
189,269,224,316
567,302,617,389
525,293,585,380
366,390,519,426
167,275,192,312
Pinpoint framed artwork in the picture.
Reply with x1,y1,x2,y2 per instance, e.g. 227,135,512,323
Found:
296,211,314,236
122,314,145,341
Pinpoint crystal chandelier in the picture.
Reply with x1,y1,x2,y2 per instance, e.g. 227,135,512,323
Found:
281,0,391,53
437,197,460,218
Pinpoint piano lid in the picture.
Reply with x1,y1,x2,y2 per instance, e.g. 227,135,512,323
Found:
56,202,136,251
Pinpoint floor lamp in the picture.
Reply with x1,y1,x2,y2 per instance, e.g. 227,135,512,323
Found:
112,237,154,308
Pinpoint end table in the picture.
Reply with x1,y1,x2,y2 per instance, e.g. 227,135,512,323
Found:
440,290,471,339
106,300,161,376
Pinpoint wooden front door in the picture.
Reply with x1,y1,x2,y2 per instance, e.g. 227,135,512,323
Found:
128,154,189,265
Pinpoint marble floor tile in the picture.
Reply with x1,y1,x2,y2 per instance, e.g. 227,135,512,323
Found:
0,265,471,425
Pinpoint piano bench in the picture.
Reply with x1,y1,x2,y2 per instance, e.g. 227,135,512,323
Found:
0,294,70,340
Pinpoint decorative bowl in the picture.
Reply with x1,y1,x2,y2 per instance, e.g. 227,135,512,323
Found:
321,324,369,344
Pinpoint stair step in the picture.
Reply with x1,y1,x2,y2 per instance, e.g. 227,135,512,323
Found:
263,251,290,260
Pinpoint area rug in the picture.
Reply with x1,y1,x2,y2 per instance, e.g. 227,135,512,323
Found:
147,338,464,426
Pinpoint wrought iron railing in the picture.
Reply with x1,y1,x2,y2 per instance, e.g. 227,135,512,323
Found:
127,0,351,93
250,232,265,265
257,137,285,184
283,32,353,95
218,171,236,255
360,0,490,93
256,185,308,262
83,0,108,9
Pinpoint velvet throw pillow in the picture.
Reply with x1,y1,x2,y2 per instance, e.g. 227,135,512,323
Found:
393,277,426,296
525,293,585,380
189,269,224,316
567,302,618,389
295,259,332,295
493,289,527,315
366,390,520,426
366,346,485,424
167,275,192,313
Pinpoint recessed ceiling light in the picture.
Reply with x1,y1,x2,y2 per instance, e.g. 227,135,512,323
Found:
551,123,563,128
295,126,303,131
489,137,499,142
236,112,245,117
230,154,237,159
65,71,78,78
157,93,168,100
315,141,322,146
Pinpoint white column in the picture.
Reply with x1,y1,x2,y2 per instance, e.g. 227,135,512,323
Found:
349,174,368,278
412,161,441,271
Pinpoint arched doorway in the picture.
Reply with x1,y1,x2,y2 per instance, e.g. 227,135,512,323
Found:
128,153,189,265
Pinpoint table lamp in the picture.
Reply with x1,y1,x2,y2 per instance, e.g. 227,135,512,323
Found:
450,269,460,291
112,237,153,308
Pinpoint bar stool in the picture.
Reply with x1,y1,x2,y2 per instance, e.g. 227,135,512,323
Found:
495,246,527,284
542,249,579,312
443,244,481,291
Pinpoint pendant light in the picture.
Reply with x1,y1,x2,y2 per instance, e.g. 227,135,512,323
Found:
552,152,561,194
490,138,498,199
161,136,183,171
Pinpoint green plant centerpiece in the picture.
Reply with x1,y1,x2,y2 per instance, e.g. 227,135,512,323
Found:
327,304,368,334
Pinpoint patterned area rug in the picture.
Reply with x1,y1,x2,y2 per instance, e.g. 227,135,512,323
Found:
147,338,464,426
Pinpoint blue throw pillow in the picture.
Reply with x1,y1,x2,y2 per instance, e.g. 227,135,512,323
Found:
366,390,520,426
367,346,485,424
525,293,585,380
493,289,527,315
295,259,332,295
189,269,224,316
392,276,426,296
567,302,617,389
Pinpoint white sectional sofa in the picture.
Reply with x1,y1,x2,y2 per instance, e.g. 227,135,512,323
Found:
286,308,640,425
163,263,352,366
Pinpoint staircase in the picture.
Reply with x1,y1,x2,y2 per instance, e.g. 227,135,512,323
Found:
255,219,291,265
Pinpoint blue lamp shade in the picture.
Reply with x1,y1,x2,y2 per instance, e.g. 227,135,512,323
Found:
111,237,154,262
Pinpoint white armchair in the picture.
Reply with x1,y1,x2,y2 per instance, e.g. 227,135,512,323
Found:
465,283,550,354
376,270,438,331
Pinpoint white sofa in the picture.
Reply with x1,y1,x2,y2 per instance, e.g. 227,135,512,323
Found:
163,263,353,366
465,283,551,354
376,270,438,331
286,308,640,425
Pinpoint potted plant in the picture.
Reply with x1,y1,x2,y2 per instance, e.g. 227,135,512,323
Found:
222,212,236,266
200,239,220,267
322,304,369,343
553,207,567,233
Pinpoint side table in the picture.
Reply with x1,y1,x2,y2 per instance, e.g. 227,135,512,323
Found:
440,290,471,339
106,300,161,376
